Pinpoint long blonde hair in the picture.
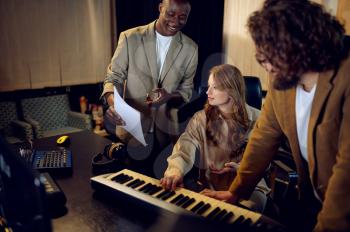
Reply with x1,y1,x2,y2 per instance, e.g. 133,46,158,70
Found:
204,64,249,156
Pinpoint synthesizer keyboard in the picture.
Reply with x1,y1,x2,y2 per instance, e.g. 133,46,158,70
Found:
91,169,286,231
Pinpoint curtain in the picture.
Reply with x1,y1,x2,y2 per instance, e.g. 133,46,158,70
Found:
0,0,112,92
223,0,269,90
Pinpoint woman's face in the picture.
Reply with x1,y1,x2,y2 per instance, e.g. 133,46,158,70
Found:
206,74,231,109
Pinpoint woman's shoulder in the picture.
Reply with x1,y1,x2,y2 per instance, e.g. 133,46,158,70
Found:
193,109,206,119
184,110,207,134
190,110,207,125
245,104,260,121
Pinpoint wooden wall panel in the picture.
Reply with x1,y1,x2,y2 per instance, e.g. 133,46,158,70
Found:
337,0,350,34
223,0,269,90
223,0,346,90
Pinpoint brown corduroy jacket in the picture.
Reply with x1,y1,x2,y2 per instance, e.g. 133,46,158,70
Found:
229,56,350,231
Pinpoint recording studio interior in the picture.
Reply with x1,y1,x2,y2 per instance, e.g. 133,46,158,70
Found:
1,0,349,231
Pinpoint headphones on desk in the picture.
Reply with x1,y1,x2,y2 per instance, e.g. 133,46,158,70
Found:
92,142,127,175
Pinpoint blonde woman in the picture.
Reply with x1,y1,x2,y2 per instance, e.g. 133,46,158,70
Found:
160,64,269,212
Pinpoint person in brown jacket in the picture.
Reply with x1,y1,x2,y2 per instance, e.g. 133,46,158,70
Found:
201,1,350,231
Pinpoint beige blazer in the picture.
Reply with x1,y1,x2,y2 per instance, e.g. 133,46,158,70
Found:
229,56,350,231
102,21,198,140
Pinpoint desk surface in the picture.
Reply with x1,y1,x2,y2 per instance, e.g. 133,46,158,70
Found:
32,131,287,232
33,130,151,232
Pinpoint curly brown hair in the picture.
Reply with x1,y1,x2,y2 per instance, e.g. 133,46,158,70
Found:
248,0,345,88
204,64,250,155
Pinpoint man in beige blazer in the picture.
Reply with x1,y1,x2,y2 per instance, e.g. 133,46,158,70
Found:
201,1,350,231
101,0,198,161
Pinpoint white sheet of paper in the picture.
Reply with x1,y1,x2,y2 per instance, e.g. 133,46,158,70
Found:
113,87,147,146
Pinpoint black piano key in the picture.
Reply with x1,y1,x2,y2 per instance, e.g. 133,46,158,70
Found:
145,185,161,194
113,174,131,184
213,209,227,221
148,186,163,195
126,179,140,187
156,190,170,198
141,184,156,193
232,215,245,226
206,207,221,219
175,196,190,206
161,191,176,200
170,194,185,204
221,212,234,223
138,183,152,192
140,184,153,193
196,203,211,215
118,174,130,182
127,179,141,188
113,174,129,183
190,201,205,213
181,198,195,208
119,175,133,184
131,180,145,189
111,173,126,182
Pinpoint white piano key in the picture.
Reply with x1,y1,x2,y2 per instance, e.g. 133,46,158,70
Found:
92,169,262,225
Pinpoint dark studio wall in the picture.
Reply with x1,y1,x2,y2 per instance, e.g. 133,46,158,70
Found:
115,0,225,93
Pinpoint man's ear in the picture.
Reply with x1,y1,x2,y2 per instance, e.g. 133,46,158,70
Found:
158,3,163,13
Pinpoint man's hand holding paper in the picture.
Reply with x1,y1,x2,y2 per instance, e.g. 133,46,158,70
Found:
106,87,146,146
103,92,126,134
105,105,126,126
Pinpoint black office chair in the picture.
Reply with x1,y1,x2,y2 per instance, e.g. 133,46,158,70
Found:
244,76,263,110
178,76,263,123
